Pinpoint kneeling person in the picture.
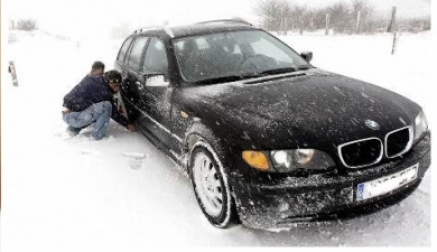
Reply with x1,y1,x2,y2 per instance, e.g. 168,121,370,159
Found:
62,70,135,140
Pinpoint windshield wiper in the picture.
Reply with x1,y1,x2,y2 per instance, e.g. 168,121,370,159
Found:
297,65,311,70
259,67,299,75
241,67,297,78
191,66,312,85
192,75,245,85
261,65,312,74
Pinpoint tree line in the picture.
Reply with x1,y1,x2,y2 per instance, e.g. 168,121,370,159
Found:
9,19,38,31
254,0,430,34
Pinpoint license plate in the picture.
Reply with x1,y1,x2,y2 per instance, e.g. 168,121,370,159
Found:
356,163,419,202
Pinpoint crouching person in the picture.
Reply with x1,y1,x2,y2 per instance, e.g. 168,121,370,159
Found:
62,70,135,140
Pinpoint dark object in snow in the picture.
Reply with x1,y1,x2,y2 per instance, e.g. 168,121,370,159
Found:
114,19,431,230
9,61,18,86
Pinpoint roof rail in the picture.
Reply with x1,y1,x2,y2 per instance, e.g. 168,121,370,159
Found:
133,25,175,38
195,19,253,27
133,26,160,33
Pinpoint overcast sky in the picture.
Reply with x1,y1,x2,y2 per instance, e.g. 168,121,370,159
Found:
6,0,257,27
5,0,430,38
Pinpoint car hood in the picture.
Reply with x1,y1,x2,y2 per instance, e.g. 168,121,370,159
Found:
179,70,421,151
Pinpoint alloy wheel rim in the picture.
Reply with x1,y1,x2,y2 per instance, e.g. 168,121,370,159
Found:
193,152,223,217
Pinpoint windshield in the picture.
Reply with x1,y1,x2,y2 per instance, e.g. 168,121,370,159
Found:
174,30,310,84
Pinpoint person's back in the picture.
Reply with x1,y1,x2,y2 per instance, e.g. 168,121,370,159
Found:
63,75,112,112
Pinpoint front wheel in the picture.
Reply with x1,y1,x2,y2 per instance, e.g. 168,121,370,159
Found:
189,142,235,228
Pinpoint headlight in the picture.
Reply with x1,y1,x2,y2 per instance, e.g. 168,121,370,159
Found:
242,149,335,173
414,110,428,140
270,149,335,172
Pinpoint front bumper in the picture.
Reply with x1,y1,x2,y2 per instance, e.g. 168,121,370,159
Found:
230,132,431,230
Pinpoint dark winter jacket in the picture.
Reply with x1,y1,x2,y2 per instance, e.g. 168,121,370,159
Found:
63,75,129,127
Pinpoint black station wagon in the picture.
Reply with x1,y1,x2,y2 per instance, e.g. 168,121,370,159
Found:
114,20,431,230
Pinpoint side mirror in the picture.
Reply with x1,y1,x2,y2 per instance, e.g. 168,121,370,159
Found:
300,51,313,63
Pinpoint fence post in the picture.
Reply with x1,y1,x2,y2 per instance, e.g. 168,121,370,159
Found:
325,13,330,35
277,10,281,35
9,61,19,86
387,7,397,33
283,17,288,35
299,17,303,35
355,11,361,34
391,32,399,55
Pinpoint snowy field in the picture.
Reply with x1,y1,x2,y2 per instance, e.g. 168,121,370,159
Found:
1,30,434,250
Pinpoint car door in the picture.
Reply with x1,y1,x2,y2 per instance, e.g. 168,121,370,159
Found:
114,36,146,120
120,36,150,122
138,37,173,147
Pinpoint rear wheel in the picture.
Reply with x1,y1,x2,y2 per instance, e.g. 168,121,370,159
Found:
189,141,234,228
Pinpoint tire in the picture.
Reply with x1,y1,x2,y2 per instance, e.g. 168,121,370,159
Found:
189,140,234,228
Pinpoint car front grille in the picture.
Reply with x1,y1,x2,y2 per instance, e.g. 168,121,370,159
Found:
338,138,383,168
385,126,413,158
337,126,413,169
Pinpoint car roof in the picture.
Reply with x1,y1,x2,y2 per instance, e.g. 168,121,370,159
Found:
131,21,258,39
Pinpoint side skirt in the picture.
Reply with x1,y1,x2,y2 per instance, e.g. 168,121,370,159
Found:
136,124,189,176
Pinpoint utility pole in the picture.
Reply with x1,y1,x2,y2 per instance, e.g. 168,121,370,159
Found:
325,13,330,35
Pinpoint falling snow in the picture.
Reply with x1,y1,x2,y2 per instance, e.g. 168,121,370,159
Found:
1,30,432,249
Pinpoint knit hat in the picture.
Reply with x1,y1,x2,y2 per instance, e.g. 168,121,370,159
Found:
104,70,122,84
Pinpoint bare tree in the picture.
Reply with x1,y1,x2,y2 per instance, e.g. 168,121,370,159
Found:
328,2,354,34
252,0,429,34
16,19,38,31
289,4,308,34
254,0,291,32
351,0,375,33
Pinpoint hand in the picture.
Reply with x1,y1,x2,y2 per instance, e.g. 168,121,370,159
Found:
127,123,136,132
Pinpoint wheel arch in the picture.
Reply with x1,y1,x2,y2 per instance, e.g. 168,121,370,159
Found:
184,121,231,171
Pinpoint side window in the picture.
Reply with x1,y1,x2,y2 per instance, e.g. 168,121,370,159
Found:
127,37,149,72
143,38,168,76
117,37,133,63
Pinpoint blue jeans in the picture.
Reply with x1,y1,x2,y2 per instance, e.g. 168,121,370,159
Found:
63,101,112,140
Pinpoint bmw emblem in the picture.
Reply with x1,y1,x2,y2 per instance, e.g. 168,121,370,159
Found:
365,119,380,130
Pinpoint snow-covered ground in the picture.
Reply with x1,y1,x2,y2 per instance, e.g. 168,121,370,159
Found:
1,30,434,250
